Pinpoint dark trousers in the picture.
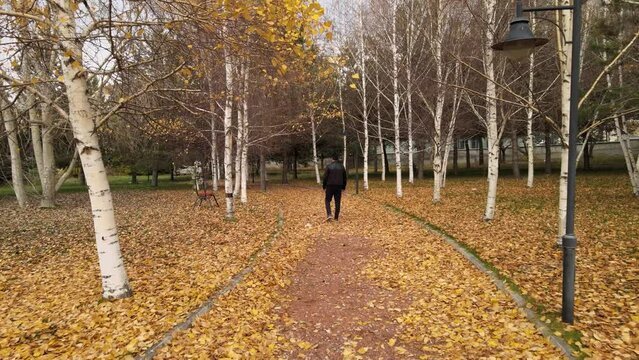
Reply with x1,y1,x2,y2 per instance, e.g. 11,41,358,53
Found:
325,186,343,220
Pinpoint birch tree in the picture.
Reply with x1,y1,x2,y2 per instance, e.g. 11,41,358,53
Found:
441,61,467,189
1,95,27,208
234,62,244,198
21,56,48,204
405,0,416,185
223,25,236,219
358,0,370,190
10,1,60,208
424,0,447,203
375,63,386,182
556,0,573,243
311,110,322,184
206,69,220,191
53,0,131,299
240,61,250,204
613,64,639,195
526,2,537,188
338,75,348,167
599,2,639,195
391,0,403,198
481,0,501,220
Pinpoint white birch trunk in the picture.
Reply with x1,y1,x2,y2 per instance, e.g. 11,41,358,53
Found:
2,98,27,208
611,67,639,194
376,68,386,182
391,0,402,198
23,57,55,207
23,61,44,180
211,118,219,191
217,152,221,181
240,62,249,204
311,114,321,184
511,127,521,178
406,6,414,185
407,70,414,185
442,122,457,189
432,0,445,202
207,76,219,191
526,11,536,188
601,2,639,195
557,2,573,243
442,140,451,189
54,0,131,299
223,23,235,219
56,150,78,191
359,1,369,190
442,62,462,190
619,69,639,196
483,0,500,221
338,77,347,167
234,72,243,197
433,141,443,202
40,91,56,208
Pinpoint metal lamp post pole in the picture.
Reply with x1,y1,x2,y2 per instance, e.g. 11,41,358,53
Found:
521,0,581,324
561,0,581,325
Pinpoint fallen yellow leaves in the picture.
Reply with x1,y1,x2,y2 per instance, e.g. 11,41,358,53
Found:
2,174,633,358
0,190,280,358
364,173,638,359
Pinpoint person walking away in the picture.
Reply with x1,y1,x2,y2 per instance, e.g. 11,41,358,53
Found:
323,155,347,221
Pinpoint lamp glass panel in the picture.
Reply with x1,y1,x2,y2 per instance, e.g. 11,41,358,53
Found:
503,42,533,62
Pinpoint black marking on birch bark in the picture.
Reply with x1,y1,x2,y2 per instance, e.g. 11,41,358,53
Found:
94,189,109,196
102,275,112,279
50,1,64,12
63,56,75,66
72,69,87,82
225,193,234,198
81,146,99,155
103,285,133,300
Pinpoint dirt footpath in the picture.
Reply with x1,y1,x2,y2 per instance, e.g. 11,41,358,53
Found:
277,192,564,359
156,188,564,359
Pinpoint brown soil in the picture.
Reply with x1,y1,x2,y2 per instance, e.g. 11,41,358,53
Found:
279,234,414,359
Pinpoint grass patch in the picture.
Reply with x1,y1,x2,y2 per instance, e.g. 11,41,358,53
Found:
0,174,193,198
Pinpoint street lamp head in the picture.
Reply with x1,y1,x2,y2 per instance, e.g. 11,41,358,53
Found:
492,16,548,62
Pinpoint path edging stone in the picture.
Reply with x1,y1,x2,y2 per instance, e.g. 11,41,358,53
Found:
385,204,576,360
136,210,285,359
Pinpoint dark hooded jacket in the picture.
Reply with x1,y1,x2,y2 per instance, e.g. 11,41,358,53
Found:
323,161,347,190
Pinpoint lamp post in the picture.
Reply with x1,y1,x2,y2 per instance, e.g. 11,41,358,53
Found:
492,0,581,324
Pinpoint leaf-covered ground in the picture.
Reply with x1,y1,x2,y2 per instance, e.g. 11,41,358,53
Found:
1,174,635,358
363,173,638,359
156,187,562,359
0,190,280,358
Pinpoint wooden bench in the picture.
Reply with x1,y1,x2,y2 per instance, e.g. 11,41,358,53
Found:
194,180,219,208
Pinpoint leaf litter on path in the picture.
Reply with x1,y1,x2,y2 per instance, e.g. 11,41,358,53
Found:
157,187,563,359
